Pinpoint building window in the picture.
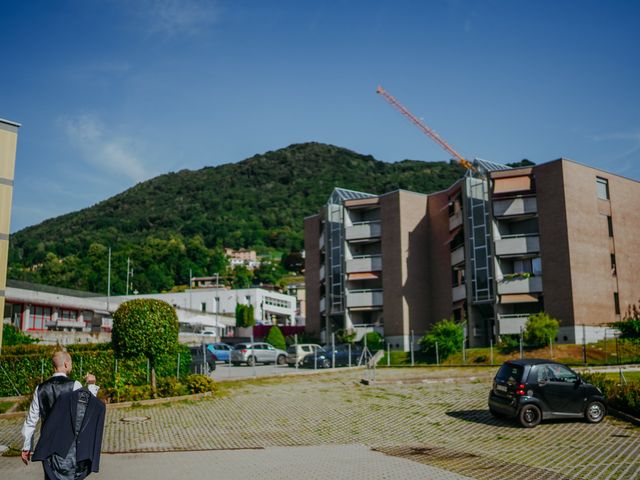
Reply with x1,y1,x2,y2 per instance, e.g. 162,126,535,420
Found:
611,254,616,276
596,177,609,200
607,216,614,237
201,302,207,312
614,293,620,315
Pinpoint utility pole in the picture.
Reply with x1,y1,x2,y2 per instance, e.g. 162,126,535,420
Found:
107,247,111,310
126,257,130,296
189,268,193,310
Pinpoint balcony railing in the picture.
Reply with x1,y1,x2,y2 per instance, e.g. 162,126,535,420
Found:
449,210,463,230
493,196,537,217
494,234,540,257
451,245,465,266
346,255,382,273
497,275,543,295
345,221,381,241
346,289,383,309
452,284,466,302
496,313,533,335
319,234,325,250
319,264,325,281
320,296,326,313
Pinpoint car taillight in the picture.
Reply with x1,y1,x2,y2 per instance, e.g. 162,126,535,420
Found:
241,349,247,354
515,384,526,396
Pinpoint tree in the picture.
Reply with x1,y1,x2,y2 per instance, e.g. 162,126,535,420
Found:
282,251,304,274
235,304,255,328
112,299,179,396
231,265,253,289
523,312,559,346
419,318,463,362
265,325,286,351
2,324,39,346
613,299,640,344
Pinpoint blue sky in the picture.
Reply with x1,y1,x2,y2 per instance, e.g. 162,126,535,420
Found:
2,0,639,232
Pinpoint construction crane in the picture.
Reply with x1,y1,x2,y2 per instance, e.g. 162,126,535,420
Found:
376,85,476,173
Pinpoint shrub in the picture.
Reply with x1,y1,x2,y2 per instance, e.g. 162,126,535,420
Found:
335,329,357,344
185,374,216,394
523,312,559,347
2,324,39,346
363,331,383,352
498,334,520,353
581,372,640,417
265,325,286,351
112,299,179,395
613,300,640,344
235,304,255,328
418,318,463,362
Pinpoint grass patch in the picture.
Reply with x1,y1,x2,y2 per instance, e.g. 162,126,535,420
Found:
0,401,15,414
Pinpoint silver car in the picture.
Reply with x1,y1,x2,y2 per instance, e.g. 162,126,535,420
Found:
230,342,288,366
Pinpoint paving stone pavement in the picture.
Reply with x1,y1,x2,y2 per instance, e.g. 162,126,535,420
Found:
2,367,640,480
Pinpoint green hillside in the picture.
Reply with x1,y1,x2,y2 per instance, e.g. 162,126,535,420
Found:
8,142,465,294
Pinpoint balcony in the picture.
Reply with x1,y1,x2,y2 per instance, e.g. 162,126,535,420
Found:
449,210,463,230
497,313,532,335
320,296,326,313
46,319,86,330
346,255,382,273
346,289,383,309
319,234,325,250
319,264,325,281
497,275,543,295
346,221,381,241
494,234,540,257
451,245,465,266
452,284,466,302
493,196,537,218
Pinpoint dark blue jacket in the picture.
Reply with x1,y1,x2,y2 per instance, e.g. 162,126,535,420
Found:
32,388,106,473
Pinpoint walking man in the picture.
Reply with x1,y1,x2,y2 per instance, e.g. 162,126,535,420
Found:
21,350,100,466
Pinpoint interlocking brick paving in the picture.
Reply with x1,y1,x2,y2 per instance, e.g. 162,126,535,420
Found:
2,367,639,480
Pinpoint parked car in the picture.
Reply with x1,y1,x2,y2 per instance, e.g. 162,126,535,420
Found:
206,342,233,363
286,344,322,367
230,342,288,366
488,359,606,428
189,345,217,374
301,344,363,369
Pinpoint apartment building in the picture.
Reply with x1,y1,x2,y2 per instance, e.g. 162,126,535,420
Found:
304,188,430,349
0,118,19,351
491,159,640,343
305,160,640,350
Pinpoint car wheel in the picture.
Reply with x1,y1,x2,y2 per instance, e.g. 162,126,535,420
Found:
277,355,286,365
585,401,606,423
518,404,542,428
323,359,331,368
209,363,216,372
247,356,257,367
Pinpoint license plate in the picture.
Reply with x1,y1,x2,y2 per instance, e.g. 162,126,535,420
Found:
496,384,507,392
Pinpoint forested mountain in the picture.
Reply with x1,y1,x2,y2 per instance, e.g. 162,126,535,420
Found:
8,142,465,294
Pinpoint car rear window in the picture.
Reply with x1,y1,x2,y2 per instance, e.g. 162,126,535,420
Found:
286,346,296,353
495,363,524,384
235,344,247,350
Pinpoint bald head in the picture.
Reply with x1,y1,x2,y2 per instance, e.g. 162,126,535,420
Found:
52,350,72,374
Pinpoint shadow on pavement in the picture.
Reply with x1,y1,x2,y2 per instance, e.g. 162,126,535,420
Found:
446,409,520,428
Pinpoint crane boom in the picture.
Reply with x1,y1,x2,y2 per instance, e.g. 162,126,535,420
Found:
376,86,475,172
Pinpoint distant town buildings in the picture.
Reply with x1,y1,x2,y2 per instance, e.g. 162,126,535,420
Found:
304,159,640,350
225,248,260,269
0,118,19,350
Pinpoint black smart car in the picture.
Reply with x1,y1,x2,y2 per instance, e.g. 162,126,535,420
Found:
488,359,606,428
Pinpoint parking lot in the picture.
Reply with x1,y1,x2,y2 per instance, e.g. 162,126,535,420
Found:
2,367,639,479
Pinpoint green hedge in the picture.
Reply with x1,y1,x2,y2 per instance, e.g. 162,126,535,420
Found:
582,372,640,418
0,344,191,397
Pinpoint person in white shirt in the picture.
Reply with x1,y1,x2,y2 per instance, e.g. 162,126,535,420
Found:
21,350,100,466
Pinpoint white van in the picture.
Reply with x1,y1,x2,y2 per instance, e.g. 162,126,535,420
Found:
286,344,322,367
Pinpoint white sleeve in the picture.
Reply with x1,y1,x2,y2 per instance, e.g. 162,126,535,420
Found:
21,387,40,452
74,379,100,396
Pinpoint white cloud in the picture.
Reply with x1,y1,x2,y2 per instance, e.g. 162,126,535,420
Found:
134,0,220,37
59,114,148,182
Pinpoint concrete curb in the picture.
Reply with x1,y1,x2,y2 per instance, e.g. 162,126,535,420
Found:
609,407,640,426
